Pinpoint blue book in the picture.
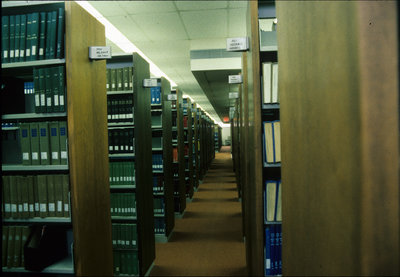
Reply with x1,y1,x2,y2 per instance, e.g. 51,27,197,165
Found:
156,87,161,104
270,225,276,275
265,227,271,276
151,87,155,104
278,224,282,275
274,225,280,275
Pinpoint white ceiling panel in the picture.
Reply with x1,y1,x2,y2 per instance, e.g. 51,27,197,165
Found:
118,1,177,14
129,12,188,41
228,1,248,9
181,9,228,39
228,8,247,37
106,15,151,42
134,41,190,59
89,1,128,17
175,1,227,11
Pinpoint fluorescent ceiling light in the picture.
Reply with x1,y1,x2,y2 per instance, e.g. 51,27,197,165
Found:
75,1,177,87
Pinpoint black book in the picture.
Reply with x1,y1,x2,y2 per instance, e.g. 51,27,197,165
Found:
14,15,21,61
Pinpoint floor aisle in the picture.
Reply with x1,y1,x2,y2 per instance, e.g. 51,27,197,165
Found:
150,146,246,276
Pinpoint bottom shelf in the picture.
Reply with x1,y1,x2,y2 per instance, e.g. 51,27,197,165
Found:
2,256,74,275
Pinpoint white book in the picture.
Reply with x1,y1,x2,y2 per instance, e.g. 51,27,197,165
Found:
272,63,279,103
262,62,272,104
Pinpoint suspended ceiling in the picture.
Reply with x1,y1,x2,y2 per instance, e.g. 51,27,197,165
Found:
88,0,247,124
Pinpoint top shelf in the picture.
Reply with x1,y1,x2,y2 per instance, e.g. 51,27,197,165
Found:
2,59,66,78
2,1,64,8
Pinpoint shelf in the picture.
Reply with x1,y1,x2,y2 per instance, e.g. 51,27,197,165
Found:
262,103,280,110
2,58,66,69
2,1,64,8
3,217,72,224
151,125,163,129
2,112,67,120
110,185,136,190
106,90,133,95
264,221,282,225
152,148,163,151
2,126,19,131
151,109,163,112
153,192,164,196
109,154,135,159
152,170,164,174
108,123,134,129
2,164,69,171
263,162,281,168
154,213,165,218
2,255,74,274
111,216,137,221
260,45,278,52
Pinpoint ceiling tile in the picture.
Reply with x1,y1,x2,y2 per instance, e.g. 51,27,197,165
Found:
228,8,247,37
130,12,188,41
175,1,228,11
106,15,150,42
118,1,177,14
89,1,128,17
181,9,228,39
228,1,248,9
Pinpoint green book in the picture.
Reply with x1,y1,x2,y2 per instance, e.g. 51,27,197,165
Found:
52,67,60,112
29,123,40,165
110,68,117,91
117,68,123,91
13,226,21,267
27,176,35,218
20,122,32,165
49,121,60,165
33,175,40,216
58,66,65,112
56,7,64,58
62,174,70,217
9,15,15,63
106,69,111,91
19,14,26,62
121,224,127,249
38,12,46,60
109,162,113,186
33,68,41,113
59,121,68,165
45,67,53,113
20,226,31,267
38,68,46,113
111,224,116,248
39,122,50,165
3,176,11,218
25,13,32,61
16,176,23,219
2,15,9,63
6,226,15,268
14,15,21,61
113,251,120,275
110,194,115,216
37,175,48,218
30,12,39,60
132,251,139,275
54,175,63,217
47,175,56,217
123,67,129,91
132,224,137,248
120,252,127,274
20,176,29,219
49,11,57,59
45,11,52,59
128,67,133,90
2,226,9,266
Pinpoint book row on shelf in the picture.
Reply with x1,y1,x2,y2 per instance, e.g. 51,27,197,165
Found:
109,161,136,187
106,67,133,92
108,129,135,155
154,218,166,235
1,7,64,64
111,223,138,250
110,193,136,218
2,174,70,219
107,94,134,123
264,224,282,276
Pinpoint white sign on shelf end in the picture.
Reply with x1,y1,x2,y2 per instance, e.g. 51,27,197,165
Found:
226,37,249,52
228,75,243,84
143,78,159,88
88,46,111,60
229,92,239,99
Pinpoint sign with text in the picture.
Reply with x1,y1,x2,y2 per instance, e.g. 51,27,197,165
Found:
228,75,243,84
229,92,239,99
167,94,177,101
142,78,158,88
88,46,111,60
226,37,249,52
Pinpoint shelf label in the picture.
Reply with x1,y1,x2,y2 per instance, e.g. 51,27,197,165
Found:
143,78,158,88
167,94,177,101
229,92,239,99
88,46,112,60
226,37,249,51
228,75,243,84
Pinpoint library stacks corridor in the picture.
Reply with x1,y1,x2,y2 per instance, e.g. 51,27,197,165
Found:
150,146,246,276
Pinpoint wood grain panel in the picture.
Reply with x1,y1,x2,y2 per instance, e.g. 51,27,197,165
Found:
161,77,174,236
276,1,399,275
132,53,155,275
65,2,113,276
176,89,186,213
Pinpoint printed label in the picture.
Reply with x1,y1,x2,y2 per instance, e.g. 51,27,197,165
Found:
61,151,67,159
23,152,29,160
29,204,34,212
52,152,59,160
24,203,29,212
47,97,52,106
5,204,11,212
49,203,55,212
15,49,19,57
32,152,39,160
10,50,14,58
64,204,69,212
60,95,64,105
39,48,44,55
4,51,8,58
35,94,40,106
40,203,47,212
57,201,63,212
32,45,37,56
35,203,39,211
11,204,17,212
41,152,48,160
20,50,24,58
54,95,59,106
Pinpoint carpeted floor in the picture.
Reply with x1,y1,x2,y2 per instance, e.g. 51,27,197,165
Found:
150,146,246,276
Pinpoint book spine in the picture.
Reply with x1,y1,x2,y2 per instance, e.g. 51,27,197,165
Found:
14,15,21,61
56,7,64,58
19,14,26,62
30,12,39,60
45,67,53,113
2,15,10,63
39,122,50,165
25,13,32,61
38,12,46,60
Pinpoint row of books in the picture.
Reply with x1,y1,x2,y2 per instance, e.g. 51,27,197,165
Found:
153,176,164,193
19,121,68,166
154,217,166,234
110,193,136,217
264,180,282,223
152,154,163,171
109,161,135,187
107,94,134,123
263,121,281,164
2,175,70,219
183,116,188,128
33,66,66,113
265,224,282,276
151,86,162,105
2,225,30,268
262,62,279,104
111,223,137,250
108,129,135,155
106,67,133,92
1,9,64,64
173,147,178,162
24,82,34,95
153,198,165,215
113,250,139,276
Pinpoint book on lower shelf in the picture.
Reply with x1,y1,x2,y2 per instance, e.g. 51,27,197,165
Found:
265,224,282,276
264,180,281,223
263,121,281,164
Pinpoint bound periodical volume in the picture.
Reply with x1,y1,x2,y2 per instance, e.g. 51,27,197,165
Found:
154,217,166,234
2,8,65,64
265,225,282,276
110,193,136,218
107,94,134,123
262,62,278,104
151,86,161,105
108,129,135,155
106,67,133,92
152,154,163,171
109,161,135,187
262,121,281,164
111,223,137,250
153,198,165,215
113,250,139,276
264,180,282,223
2,174,70,219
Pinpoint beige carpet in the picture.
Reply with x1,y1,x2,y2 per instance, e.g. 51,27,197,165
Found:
150,147,246,276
